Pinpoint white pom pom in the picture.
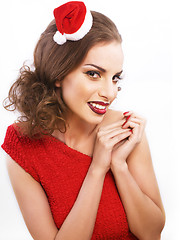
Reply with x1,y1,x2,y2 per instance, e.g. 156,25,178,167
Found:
53,31,67,45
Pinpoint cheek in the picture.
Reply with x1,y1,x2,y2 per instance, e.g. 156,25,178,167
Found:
62,80,93,102
62,80,77,97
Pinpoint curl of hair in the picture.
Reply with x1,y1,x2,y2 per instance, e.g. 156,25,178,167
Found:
4,65,67,137
4,11,122,138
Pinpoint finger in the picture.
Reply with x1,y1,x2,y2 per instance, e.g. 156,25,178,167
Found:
125,121,139,130
125,117,145,126
122,121,139,135
122,112,136,125
123,111,144,120
109,130,132,147
98,120,125,132
99,127,131,140
124,121,145,142
123,111,133,117
122,115,146,129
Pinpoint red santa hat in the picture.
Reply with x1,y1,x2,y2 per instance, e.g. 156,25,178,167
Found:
53,1,93,45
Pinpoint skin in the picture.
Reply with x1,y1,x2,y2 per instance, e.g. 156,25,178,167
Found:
7,41,165,240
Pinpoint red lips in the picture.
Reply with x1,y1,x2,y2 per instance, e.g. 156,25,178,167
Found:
87,101,109,115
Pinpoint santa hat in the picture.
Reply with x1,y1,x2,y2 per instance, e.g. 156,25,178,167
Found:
53,1,93,45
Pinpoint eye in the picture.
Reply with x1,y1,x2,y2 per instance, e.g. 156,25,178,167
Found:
85,71,101,79
112,74,124,83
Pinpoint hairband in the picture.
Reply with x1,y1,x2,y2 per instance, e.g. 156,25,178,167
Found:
53,1,93,45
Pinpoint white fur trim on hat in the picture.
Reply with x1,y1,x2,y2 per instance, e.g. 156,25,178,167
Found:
65,8,93,41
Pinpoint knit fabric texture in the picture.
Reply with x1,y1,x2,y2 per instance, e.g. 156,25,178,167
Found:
2,124,137,239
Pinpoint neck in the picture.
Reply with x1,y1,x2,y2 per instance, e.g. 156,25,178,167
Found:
64,114,97,144
52,111,104,156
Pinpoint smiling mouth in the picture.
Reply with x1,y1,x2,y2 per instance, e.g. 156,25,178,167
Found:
87,101,109,115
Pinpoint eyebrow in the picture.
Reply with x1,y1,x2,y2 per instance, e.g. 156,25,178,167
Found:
84,64,123,75
84,64,106,72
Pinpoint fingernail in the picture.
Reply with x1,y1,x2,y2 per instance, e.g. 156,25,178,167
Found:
123,111,129,115
122,121,127,127
129,129,133,133
126,115,131,120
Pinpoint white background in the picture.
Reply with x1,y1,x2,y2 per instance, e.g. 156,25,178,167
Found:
0,0,180,239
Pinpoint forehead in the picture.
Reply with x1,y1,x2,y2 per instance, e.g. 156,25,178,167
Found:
82,41,124,71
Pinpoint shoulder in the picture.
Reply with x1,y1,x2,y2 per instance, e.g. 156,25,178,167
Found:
3,122,29,139
2,123,32,146
2,123,42,183
106,109,124,120
2,123,22,147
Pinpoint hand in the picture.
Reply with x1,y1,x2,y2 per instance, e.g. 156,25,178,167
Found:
91,120,132,175
111,111,146,169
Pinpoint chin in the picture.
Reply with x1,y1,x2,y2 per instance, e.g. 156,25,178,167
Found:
86,113,105,125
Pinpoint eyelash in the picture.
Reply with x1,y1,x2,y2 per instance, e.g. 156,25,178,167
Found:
86,70,101,79
113,75,123,83
85,70,124,83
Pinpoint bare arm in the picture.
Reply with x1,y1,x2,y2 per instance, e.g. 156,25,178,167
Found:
111,113,165,240
7,156,105,240
7,111,160,240
112,134,165,240
6,125,131,240
55,164,106,240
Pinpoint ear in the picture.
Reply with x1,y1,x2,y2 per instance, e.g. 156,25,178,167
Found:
55,80,61,87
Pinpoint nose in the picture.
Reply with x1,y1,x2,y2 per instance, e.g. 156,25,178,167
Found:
98,80,116,101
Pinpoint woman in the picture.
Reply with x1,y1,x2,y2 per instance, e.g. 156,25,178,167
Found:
1,1,165,239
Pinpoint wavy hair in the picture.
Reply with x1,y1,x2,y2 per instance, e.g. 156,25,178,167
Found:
4,11,122,138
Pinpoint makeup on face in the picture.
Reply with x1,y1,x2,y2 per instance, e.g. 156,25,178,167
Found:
81,63,124,115
61,42,124,123
82,64,124,84
87,101,110,115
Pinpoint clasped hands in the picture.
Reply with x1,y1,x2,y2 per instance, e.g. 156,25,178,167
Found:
92,111,146,174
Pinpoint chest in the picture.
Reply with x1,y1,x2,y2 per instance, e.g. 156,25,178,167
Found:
33,141,136,239
67,139,95,157
52,130,96,157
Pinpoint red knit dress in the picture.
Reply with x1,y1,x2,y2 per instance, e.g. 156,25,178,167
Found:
2,124,137,240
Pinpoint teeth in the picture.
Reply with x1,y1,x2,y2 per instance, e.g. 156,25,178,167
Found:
90,102,106,110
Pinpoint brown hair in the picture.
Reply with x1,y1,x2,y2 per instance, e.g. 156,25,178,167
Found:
4,11,122,138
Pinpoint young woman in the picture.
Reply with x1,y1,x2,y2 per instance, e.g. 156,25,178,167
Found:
1,1,165,239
